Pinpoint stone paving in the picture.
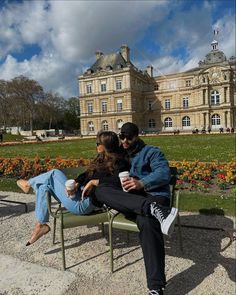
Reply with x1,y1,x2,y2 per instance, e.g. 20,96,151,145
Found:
0,191,235,295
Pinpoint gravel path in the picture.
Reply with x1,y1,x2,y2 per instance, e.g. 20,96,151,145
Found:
0,191,235,295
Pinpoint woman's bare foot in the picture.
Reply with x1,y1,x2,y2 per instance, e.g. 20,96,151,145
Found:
26,223,50,246
17,179,31,194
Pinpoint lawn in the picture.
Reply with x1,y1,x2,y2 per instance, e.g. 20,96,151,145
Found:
1,133,235,216
0,133,235,161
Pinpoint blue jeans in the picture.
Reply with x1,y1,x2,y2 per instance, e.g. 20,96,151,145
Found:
29,169,95,223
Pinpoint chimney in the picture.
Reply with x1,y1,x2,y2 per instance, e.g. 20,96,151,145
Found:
146,65,153,77
95,51,103,60
120,45,130,62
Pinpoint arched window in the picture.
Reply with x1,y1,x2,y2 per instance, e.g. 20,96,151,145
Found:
211,114,221,126
102,120,109,131
211,90,220,105
164,117,172,128
117,119,123,130
182,116,190,127
148,119,156,128
88,121,94,132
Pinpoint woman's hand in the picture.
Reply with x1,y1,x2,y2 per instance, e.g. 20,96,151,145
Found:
82,179,99,200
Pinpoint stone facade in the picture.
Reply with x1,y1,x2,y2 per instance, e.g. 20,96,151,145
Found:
78,42,236,135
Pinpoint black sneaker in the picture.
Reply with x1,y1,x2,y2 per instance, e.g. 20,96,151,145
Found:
149,289,164,295
150,202,178,236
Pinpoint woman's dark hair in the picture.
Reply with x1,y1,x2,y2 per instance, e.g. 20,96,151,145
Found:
87,131,122,176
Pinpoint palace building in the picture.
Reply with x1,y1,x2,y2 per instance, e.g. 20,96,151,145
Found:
78,40,236,135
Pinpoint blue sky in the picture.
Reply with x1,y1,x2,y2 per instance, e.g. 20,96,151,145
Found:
0,0,235,98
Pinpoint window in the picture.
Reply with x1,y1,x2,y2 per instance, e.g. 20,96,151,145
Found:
86,83,92,94
87,102,93,114
117,119,123,130
165,99,170,110
183,97,189,109
148,119,156,128
116,79,122,90
101,101,107,113
88,121,94,132
186,80,191,87
117,99,123,112
211,90,220,105
102,120,109,131
154,84,159,91
182,116,191,127
148,100,153,111
101,81,106,92
164,117,172,128
211,114,221,126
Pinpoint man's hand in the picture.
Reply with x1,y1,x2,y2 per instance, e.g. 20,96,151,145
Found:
82,179,99,200
122,177,143,192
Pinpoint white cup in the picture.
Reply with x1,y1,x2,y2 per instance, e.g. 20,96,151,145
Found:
65,179,76,199
119,171,130,192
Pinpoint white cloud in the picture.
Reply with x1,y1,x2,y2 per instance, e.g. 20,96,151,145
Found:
0,0,235,98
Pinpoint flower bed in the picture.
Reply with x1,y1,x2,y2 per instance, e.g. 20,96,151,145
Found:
170,160,236,193
0,157,90,178
0,157,235,193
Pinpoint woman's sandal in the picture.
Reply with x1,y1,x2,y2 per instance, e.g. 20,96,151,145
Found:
26,224,51,246
17,179,31,194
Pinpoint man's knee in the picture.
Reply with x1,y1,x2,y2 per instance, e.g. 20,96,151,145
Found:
136,215,161,231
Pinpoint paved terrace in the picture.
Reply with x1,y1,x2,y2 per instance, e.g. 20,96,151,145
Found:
0,191,235,295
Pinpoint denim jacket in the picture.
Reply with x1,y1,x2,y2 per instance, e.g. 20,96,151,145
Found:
129,140,171,198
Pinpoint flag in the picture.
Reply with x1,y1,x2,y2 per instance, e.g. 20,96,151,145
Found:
214,28,219,35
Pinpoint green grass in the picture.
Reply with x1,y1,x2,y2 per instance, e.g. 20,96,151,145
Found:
179,192,236,216
1,133,24,142
0,134,235,161
1,134,235,216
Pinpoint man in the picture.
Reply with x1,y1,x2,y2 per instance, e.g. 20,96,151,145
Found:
94,122,178,295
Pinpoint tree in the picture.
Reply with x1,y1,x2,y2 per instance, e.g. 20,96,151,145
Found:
7,76,44,134
63,97,80,131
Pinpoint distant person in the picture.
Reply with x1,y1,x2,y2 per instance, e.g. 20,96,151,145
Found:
0,132,3,143
231,127,234,133
226,127,230,133
219,127,224,133
207,126,211,134
16,131,129,246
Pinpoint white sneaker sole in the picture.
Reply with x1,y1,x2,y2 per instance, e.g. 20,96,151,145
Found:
161,207,178,236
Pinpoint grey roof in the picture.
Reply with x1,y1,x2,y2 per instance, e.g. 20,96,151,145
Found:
90,53,131,72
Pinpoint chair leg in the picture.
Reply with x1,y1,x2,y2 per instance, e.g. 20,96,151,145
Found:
101,222,105,237
177,214,183,252
108,220,114,273
52,217,57,245
59,214,66,270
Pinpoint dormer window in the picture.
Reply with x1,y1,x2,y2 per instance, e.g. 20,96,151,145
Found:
106,65,112,70
117,64,123,69
86,69,93,74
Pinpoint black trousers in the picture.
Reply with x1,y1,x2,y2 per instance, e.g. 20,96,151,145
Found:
94,184,170,290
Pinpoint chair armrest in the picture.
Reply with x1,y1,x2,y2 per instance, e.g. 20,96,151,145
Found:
46,191,65,219
175,190,180,209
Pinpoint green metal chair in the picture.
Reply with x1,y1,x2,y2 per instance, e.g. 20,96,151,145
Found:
46,167,109,270
108,166,183,273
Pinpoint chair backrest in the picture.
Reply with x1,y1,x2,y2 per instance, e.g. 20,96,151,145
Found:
61,167,86,179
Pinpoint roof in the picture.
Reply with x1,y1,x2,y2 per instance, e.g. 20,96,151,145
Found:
90,53,131,72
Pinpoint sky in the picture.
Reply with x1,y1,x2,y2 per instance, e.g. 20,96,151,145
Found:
0,0,235,98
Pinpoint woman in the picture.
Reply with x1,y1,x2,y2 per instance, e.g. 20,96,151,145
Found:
17,131,129,246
